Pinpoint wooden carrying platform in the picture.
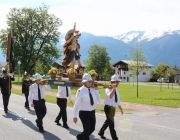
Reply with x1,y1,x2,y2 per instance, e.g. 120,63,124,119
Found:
47,78,111,88
48,78,83,87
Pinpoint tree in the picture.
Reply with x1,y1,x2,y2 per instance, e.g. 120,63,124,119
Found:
167,67,177,89
0,5,62,75
129,43,147,97
155,63,169,91
84,44,113,80
33,60,44,75
151,70,158,79
130,70,136,86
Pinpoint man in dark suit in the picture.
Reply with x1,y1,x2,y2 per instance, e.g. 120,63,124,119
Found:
22,72,32,110
0,70,15,113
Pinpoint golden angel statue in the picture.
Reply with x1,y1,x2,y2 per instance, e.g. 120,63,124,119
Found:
62,23,82,70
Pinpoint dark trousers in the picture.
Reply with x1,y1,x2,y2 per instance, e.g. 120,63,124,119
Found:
33,99,47,130
55,98,67,125
2,92,10,111
24,93,29,108
77,110,96,140
99,105,118,140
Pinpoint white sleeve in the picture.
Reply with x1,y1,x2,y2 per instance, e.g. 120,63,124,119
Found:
105,88,111,97
95,90,100,102
68,87,72,101
28,86,33,105
73,90,82,118
44,84,51,91
57,86,62,94
117,90,121,106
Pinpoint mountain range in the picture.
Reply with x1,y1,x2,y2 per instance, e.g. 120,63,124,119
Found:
59,29,180,67
1,29,180,68
114,29,180,67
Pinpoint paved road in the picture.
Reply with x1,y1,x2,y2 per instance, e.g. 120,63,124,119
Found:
0,94,180,140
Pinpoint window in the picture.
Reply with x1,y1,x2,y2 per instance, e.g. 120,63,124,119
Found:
123,77,126,79
143,72,146,75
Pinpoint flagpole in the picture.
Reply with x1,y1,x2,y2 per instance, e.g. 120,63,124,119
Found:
7,29,12,94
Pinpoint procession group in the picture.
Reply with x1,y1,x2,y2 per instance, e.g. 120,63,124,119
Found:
0,70,123,140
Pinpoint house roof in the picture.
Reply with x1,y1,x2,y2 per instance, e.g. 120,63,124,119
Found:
113,60,153,67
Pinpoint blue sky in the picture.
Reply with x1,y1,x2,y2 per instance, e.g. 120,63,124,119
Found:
0,0,180,36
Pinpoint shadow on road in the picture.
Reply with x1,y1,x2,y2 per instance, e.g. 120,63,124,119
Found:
67,127,111,140
27,109,36,115
2,111,61,140
68,127,81,136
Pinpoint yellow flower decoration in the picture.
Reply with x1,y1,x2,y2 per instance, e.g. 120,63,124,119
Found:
49,67,58,74
88,70,98,77
67,68,77,76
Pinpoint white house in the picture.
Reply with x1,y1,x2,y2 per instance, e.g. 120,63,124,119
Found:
113,60,153,82
174,66,180,83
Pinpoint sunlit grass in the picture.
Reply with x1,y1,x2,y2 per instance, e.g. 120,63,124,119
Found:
12,77,180,108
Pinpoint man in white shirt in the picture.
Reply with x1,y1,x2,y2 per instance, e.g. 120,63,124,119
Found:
55,86,73,129
98,74,123,140
28,73,51,133
73,73,100,140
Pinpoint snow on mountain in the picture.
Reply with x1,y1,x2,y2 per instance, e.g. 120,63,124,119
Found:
113,29,180,44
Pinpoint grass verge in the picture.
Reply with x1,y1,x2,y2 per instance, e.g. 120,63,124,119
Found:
11,88,131,113
12,77,180,108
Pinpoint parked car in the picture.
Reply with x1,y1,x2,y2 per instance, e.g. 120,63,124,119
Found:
157,78,169,83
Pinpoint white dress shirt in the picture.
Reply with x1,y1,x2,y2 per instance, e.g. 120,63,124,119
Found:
104,88,121,107
28,83,51,105
57,86,72,101
73,85,100,118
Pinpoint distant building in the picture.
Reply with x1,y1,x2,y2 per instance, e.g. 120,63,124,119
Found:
0,62,7,74
174,66,180,83
113,60,153,82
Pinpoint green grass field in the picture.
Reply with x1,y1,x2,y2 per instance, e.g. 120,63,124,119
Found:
12,76,180,108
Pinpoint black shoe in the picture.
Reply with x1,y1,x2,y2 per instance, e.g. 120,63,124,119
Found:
27,108,30,111
98,133,106,139
63,124,69,129
39,129,45,133
35,119,39,127
76,135,80,140
55,120,61,126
